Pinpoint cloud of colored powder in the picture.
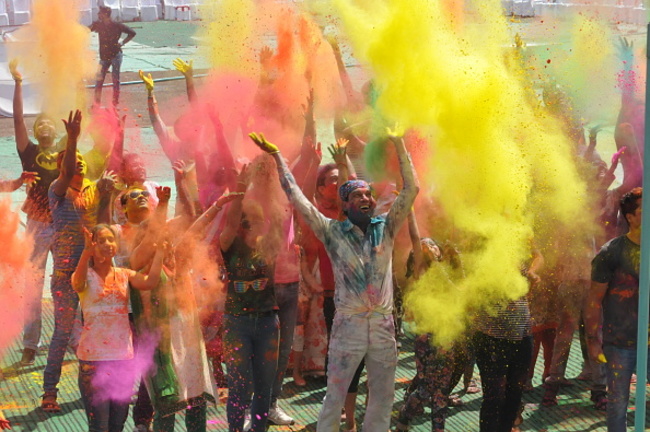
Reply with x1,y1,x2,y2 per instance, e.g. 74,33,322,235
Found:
537,13,619,125
196,0,344,160
6,0,94,122
333,0,590,345
0,199,34,358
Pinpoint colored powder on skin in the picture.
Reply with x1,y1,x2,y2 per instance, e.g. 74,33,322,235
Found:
0,199,34,358
6,0,94,122
334,0,589,346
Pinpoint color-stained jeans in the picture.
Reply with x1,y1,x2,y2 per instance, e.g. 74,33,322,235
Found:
23,218,54,351
272,282,299,404
224,313,279,432
95,52,123,105
43,269,80,393
78,360,132,432
474,332,532,432
602,345,650,432
316,312,397,432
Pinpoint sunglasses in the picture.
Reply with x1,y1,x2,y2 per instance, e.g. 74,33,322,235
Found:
127,190,150,200
233,278,268,293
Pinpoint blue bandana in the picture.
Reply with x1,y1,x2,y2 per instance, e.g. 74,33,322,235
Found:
339,180,370,202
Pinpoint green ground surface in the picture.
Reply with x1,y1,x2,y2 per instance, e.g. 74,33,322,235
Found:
1,299,643,431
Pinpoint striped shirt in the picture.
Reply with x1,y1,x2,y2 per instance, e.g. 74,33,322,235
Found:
49,179,99,271
475,298,532,340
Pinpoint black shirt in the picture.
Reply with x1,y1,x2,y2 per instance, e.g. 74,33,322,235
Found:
89,20,136,61
222,236,277,315
19,141,60,222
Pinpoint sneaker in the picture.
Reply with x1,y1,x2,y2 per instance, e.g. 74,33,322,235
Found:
243,409,251,432
268,403,295,425
20,348,36,366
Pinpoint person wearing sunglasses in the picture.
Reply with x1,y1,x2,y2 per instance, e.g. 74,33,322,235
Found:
113,153,160,225
219,164,281,432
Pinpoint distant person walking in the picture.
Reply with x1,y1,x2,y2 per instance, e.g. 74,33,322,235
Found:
90,6,136,107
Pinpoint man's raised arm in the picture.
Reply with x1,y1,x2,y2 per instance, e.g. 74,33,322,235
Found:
10,60,29,153
249,132,329,240
386,125,419,233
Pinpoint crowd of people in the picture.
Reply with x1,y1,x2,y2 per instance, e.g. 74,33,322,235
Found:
0,8,647,432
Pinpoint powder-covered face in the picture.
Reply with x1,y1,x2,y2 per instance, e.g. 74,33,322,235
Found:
34,118,56,142
94,227,117,260
122,157,147,184
344,186,376,226
318,168,339,200
124,188,151,219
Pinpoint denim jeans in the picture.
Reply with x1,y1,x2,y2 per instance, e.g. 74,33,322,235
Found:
78,360,132,432
43,269,79,393
602,345,650,432
95,52,123,105
317,313,397,432
474,332,532,432
224,313,279,432
23,218,54,350
272,282,299,404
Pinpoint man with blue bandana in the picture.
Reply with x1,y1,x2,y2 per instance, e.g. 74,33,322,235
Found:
250,127,419,432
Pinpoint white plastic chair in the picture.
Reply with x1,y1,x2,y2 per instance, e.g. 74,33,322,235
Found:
140,0,159,20
512,0,534,16
120,0,140,22
164,0,185,21
0,1,10,26
187,0,201,20
7,0,30,25
77,0,93,26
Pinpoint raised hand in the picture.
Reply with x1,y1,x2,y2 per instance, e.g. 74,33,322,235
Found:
259,46,274,65
156,185,171,203
139,70,154,93
328,138,349,166
611,146,627,166
20,171,40,185
83,226,95,250
249,132,279,154
386,122,405,141
62,110,82,142
215,191,245,208
173,58,193,77
589,125,602,143
97,170,117,194
9,59,22,82
236,163,251,188
172,159,188,179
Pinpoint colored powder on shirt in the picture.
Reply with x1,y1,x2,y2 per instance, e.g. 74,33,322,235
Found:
333,0,591,346
6,0,94,121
